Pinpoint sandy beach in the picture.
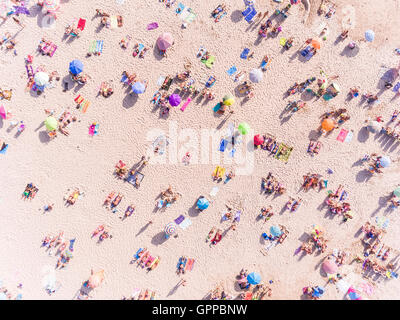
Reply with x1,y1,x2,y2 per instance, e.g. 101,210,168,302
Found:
1,0,400,300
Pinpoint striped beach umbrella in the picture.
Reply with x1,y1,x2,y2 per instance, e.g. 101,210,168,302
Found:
164,222,177,236
44,0,60,13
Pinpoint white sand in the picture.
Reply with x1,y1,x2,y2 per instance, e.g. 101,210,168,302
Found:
1,0,400,299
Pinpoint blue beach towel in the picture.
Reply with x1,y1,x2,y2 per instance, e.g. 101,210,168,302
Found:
227,66,237,76
242,6,252,16
219,139,227,151
245,7,257,22
240,48,250,59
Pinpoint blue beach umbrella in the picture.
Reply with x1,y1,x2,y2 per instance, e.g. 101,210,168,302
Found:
197,197,209,210
270,225,282,237
131,82,146,94
69,60,84,75
365,30,375,42
247,272,261,285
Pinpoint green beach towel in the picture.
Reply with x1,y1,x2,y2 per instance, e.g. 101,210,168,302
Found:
203,56,215,69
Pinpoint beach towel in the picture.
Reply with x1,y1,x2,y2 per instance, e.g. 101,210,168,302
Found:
240,48,250,59
95,40,103,54
77,18,86,31
204,56,215,69
126,171,144,186
185,258,195,271
242,6,252,16
209,186,219,197
0,144,8,155
180,98,191,111
274,143,293,163
184,9,197,23
176,3,185,14
147,22,159,30
157,76,166,87
110,16,118,29
336,129,348,142
88,40,96,54
179,217,192,230
245,7,257,22
219,138,227,151
177,257,187,270
89,123,99,136
81,100,91,113
174,215,185,225
227,66,237,76
261,58,272,70
344,130,353,143
196,46,206,59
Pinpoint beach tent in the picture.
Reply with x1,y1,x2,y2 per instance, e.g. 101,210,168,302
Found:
156,33,174,50
169,94,181,106
247,272,261,285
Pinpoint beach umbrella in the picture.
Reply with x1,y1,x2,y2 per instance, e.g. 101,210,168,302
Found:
222,94,235,106
131,82,146,94
322,259,338,274
0,105,6,120
393,187,400,197
88,270,104,289
156,32,174,50
238,122,250,135
164,222,177,236
321,118,335,132
169,94,181,106
366,120,381,133
44,116,58,131
44,0,60,13
365,30,375,42
34,72,49,87
247,272,261,285
379,156,391,168
69,60,83,75
311,39,321,49
249,68,263,83
270,225,282,237
197,197,209,210
254,134,264,146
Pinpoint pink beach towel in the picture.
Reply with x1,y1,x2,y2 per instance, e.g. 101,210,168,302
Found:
336,129,348,142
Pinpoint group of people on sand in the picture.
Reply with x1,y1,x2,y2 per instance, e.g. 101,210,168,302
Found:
236,269,272,300
220,206,241,231
157,186,181,209
261,172,286,195
300,227,328,255
362,153,387,175
91,225,113,243
122,289,156,300
65,188,82,206
302,173,327,192
41,232,73,269
22,183,38,200
325,185,353,221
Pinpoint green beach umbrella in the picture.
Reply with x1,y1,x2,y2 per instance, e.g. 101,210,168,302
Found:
238,122,250,135
45,116,58,131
